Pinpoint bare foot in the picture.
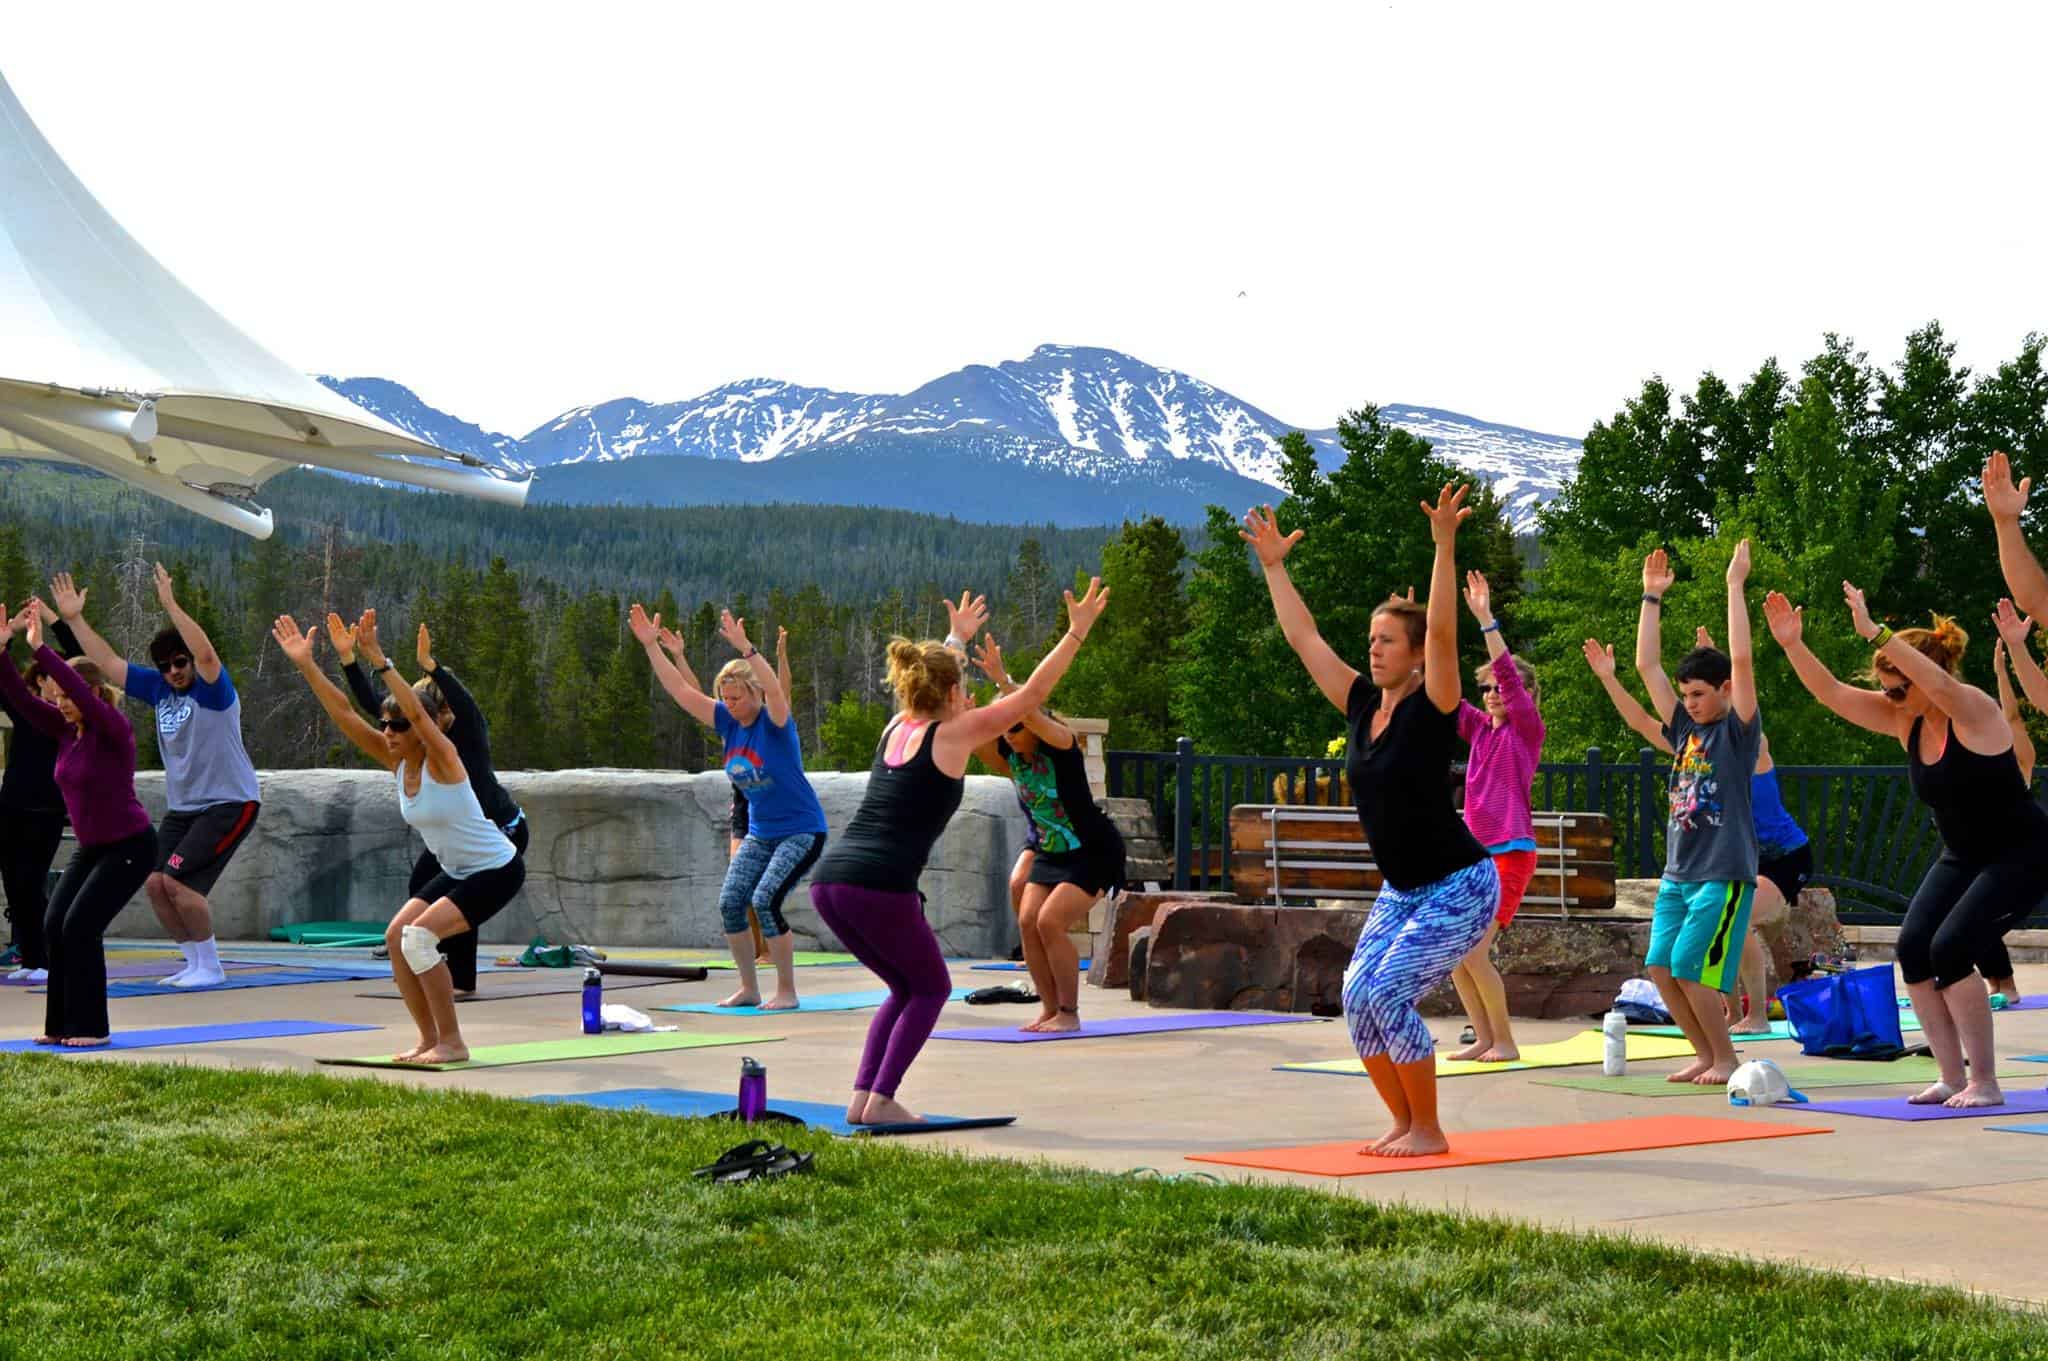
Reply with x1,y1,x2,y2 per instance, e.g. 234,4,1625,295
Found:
1730,1016,1774,1035
32,1034,58,1045
61,1036,110,1048
407,1042,469,1066
1366,1123,1411,1153
453,989,476,1000
717,988,762,1008
1039,1011,1081,1033
1666,1058,1711,1084
858,1094,922,1126
392,1040,435,1063
1945,1080,2005,1109
1476,1043,1520,1063
1375,1126,1452,1157
846,1090,871,1124
1908,1081,1958,1105
1446,1041,1491,1062
1691,1062,1737,1086
757,994,800,1011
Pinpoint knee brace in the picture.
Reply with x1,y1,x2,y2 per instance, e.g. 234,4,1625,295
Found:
400,924,445,973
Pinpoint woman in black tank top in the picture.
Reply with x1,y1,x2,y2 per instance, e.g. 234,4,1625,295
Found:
809,581,1109,1129
1767,582,2048,1111
1244,485,1499,1160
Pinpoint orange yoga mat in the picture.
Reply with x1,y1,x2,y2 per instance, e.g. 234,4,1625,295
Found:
1186,1114,1830,1178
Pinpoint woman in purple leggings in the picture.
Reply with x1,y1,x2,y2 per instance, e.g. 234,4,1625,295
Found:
809,581,1109,1127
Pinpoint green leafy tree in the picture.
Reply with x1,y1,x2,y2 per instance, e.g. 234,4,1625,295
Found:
1053,517,1187,750
815,689,890,771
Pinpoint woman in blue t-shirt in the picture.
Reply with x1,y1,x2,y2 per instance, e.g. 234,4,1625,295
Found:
630,604,827,1010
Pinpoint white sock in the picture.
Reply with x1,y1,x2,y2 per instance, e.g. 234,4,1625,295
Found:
193,937,221,973
162,942,198,983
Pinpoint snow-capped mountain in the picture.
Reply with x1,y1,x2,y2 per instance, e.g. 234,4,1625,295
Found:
319,345,1581,530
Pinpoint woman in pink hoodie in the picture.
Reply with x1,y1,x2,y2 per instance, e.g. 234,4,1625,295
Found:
1447,572,1545,1062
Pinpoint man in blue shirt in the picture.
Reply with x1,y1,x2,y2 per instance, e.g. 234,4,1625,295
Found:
53,565,261,988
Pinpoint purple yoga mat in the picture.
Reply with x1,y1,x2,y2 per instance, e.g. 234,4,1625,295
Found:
1788,1086,2048,1121
931,1011,1316,1043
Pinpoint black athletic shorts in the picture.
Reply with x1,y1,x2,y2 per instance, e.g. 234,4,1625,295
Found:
731,788,750,840
1026,826,1126,895
156,801,260,896
415,856,527,931
1759,843,1815,905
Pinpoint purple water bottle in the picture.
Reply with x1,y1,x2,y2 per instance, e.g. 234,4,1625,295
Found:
737,1056,767,1122
581,966,602,1035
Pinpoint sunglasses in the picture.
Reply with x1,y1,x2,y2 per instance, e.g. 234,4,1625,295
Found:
162,655,193,671
1007,723,1026,735
1478,683,1498,695
380,716,413,733
1880,678,1913,703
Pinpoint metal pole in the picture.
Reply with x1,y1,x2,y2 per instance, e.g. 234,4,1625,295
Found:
1173,736,1194,891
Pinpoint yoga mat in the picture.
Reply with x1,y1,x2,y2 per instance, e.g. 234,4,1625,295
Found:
1,961,269,986
971,960,1089,972
529,1087,1014,1136
1783,1088,2048,1122
1534,1058,2032,1098
1987,1123,2048,1136
1638,1016,1921,1041
269,921,390,944
595,947,863,968
92,966,395,998
0,1020,377,1054
657,987,972,1016
356,975,669,1002
1278,1030,1699,1079
599,964,710,981
1187,1115,1830,1177
319,1031,773,1071
932,1011,1314,1044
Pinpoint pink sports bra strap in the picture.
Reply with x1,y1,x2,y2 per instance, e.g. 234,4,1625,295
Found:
885,718,931,767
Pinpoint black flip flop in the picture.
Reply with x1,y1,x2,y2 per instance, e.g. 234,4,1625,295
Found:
966,985,1040,1005
692,1139,779,1182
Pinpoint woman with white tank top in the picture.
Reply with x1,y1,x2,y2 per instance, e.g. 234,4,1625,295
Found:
272,609,524,1065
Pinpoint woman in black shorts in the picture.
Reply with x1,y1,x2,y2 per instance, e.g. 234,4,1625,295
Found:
971,637,1123,1031
274,610,525,1065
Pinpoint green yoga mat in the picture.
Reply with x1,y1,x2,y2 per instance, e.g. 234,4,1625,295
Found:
270,921,389,945
690,951,861,970
1534,1057,2024,1098
1635,1016,1922,1041
318,1031,775,1071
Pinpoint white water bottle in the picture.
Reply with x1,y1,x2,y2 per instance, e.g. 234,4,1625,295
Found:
1602,1010,1628,1076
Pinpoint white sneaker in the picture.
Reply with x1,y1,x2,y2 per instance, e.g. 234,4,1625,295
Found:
158,968,195,986
171,967,226,989
21,969,46,983
5,967,29,981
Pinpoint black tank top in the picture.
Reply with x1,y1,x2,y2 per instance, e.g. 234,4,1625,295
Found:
998,734,1119,861
813,718,965,893
1345,677,1487,891
1907,716,2048,864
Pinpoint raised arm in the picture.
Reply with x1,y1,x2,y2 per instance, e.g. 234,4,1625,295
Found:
1992,639,2037,784
416,624,486,738
1763,592,1905,740
776,626,793,703
1582,638,1674,755
1845,583,2003,738
46,573,126,689
0,605,68,739
1985,452,2048,621
1726,539,1758,723
719,610,789,727
630,604,716,726
1419,484,1470,714
1241,505,1358,714
971,635,1074,749
325,613,384,716
1634,550,1678,724
153,563,223,685
361,610,464,784
1993,599,2048,716
939,579,1109,753
272,615,395,770
1464,570,1508,663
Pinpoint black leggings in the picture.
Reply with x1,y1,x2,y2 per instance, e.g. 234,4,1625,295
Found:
44,828,157,1039
413,812,529,991
1,812,66,970
1898,851,2048,989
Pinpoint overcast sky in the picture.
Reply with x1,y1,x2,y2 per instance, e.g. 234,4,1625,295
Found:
8,3,2045,441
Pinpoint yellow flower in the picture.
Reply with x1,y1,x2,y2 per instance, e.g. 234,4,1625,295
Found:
1325,735,1347,759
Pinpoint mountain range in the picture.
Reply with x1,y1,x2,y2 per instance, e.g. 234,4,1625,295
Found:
321,345,1581,531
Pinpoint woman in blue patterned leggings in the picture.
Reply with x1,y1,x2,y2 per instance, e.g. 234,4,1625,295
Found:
1245,485,1500,1157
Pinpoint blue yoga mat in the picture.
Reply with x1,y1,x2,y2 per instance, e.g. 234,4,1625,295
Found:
529,1087,1013,1136
971,960,1089,972
1988,1123,2048,1136
655,987,971,1017
0,1020,377,1053
57,967,395,999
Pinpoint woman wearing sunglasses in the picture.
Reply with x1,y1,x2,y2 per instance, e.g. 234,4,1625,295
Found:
272,609,524,1065
968,635,1125,1032
1766,583,2048,1108
1443,569,1544,1064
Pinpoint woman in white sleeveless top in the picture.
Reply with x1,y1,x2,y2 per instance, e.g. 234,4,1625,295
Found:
272,609,524,1064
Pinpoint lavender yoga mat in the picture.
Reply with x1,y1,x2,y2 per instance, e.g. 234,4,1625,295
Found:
1786,1087,2048,1121
932,1011,1316,1043
0,1020,377,1053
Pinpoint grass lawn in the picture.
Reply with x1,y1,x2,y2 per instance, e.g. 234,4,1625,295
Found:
0,1055,2040,1360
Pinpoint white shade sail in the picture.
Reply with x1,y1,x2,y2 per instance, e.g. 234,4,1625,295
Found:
0,68,529,538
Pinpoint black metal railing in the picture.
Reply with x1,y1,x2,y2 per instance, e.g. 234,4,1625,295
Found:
1104,741,2048,927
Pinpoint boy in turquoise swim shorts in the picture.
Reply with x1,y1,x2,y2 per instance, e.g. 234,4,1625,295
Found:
1633,541,1762,1085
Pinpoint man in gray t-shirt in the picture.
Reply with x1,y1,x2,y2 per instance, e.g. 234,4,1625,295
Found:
1631,540,1764,1087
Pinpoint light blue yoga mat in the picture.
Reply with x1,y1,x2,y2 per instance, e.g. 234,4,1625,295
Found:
84,966,395,998
1987,1123,2048,1135
0,1020,377,1053
529,1086,1013,1136
971,960,1089,972
655,987,972,1016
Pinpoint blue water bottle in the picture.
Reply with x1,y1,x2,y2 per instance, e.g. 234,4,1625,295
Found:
737,1056,767,1121
581,966,603,1035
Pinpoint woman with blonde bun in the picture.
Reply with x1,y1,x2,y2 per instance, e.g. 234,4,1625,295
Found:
808,580,1109,1127
1766,585,2048,1109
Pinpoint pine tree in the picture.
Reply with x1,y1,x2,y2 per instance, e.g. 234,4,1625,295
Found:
587,639,656,767
1052,517,1188,750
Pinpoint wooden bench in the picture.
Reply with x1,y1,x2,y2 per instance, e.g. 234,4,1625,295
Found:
1226,804,1617,915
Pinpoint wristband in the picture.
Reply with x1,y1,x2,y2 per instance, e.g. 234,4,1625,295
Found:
740,647,758,659
1641,593,1663,606
943,634,967,651
1480,621,1502,635
1870,625,1893,650
377,663,397,674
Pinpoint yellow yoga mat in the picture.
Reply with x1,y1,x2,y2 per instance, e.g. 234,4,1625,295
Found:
1277,1030,1700,1079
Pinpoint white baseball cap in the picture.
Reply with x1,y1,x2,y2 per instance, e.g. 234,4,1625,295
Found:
1728,1058,1809,1107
